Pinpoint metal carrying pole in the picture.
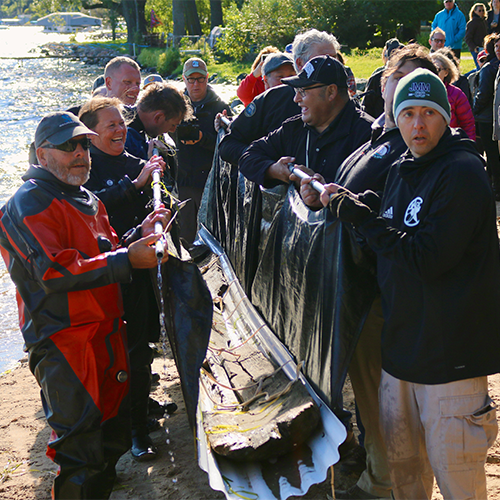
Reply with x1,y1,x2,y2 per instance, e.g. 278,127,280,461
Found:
152,149,165,259
287,164,325,194
219,115,231,130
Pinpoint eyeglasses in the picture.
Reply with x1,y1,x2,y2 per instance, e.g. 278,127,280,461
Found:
185,76,206,84
431,38,446,44
294,84,327,97
41,137,92,152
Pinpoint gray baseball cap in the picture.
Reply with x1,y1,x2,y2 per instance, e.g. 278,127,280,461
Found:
183,57,208,77
35,112,97,148
262,52,294,76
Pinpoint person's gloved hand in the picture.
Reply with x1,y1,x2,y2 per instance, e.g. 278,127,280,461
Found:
328,189,374,227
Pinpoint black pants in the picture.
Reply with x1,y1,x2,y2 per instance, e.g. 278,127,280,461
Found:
477,121,500,187
29,321,131,499
122,269,160,437
178,185,205,245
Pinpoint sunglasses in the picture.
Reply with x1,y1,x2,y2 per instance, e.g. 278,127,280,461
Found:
294,84,327,97
432,38,445,43
41,137,92,152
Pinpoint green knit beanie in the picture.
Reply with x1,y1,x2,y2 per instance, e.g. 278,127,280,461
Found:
393,68,451,125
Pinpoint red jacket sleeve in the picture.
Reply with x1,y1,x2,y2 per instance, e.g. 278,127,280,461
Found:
449,84,476,141
237,73,265,107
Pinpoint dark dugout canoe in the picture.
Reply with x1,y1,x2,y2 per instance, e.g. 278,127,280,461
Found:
198,135,378,419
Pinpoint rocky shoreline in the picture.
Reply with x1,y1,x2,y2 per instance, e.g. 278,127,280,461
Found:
38,41,134,66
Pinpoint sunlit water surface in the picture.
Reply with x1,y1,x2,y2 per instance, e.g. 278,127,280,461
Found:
0,26,237,373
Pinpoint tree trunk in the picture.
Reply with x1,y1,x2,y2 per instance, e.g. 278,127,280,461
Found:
109,8,118,41
172,0,185,44
210,0,223,29
184,0,201,36
121,0,148,45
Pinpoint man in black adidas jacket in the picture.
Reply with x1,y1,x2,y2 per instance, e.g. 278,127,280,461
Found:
301,45,439,500
315,68,500,499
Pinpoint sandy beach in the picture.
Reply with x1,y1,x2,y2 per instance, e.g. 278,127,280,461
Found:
0,344,499,499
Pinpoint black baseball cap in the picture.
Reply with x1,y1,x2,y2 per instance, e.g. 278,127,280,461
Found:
35,112,97,148
385,38,404,59
281,55,348,89
262,52,294,76
92,74,105,91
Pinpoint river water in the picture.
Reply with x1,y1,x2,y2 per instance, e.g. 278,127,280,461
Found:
0,26,236,373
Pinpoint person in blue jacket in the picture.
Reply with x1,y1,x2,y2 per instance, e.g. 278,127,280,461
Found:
432,0,467,59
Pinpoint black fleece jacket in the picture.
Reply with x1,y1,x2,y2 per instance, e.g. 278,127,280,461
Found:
239,99,373,186
176,85,231,188
341,129,500,384
84,146,151,238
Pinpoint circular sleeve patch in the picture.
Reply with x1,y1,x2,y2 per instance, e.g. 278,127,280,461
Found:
244,102,257,117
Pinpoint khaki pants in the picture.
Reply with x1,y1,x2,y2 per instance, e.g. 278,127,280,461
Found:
379,371,497,500
349,296,392,497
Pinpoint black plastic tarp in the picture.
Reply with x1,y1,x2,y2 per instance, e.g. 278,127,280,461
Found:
153,246,213,430
198,137,262,297
199,139,378,415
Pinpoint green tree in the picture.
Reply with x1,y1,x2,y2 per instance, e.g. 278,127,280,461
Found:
81,0,148,44
146,0,224,45
0,0,32,17
210,0,222,27
218,0,307,58
217,0,478,59
31,0,82,17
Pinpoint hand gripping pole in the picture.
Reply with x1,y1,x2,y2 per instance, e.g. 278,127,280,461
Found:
287,163,325,193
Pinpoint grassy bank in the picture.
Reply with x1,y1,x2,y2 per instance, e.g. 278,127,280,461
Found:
137,45,476,84
137,46,252,82
73,39,477,82
344,47,475,77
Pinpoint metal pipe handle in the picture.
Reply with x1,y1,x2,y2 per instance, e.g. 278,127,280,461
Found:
288,164,325,193
151,158,165,259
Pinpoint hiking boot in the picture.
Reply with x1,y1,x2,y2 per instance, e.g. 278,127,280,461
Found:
131,434,158,462
148,397,177,417
339,443,367,475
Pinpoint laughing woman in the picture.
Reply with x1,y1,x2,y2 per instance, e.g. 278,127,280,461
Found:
79,97,163,236
79,97,169,462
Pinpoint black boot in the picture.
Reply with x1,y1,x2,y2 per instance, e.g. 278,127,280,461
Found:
148,397,178,417
131,433,158,462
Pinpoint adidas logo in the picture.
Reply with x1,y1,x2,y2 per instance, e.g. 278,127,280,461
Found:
382,206,393,219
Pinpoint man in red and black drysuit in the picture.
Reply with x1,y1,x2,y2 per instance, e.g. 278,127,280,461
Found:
0,111,170,499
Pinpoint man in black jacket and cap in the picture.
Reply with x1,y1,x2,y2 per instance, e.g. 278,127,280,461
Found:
176,57,232,244
239,55,373,186
217,29,340,166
